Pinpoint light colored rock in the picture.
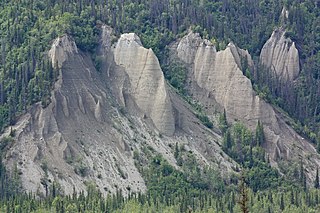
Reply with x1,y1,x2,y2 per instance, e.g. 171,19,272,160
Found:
260,28,300,81
191,39,277,131
3,35,147,196
280,7,289,23
48,35,78,69
176,32,320,184
177,31,203,64
2,31,237,197
101,25,114,52
113,33,175,136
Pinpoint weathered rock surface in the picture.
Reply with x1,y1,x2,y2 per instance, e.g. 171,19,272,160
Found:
48,35,78,69
260,27,300,81
3,35,147,196
114,33,175,136
2,28,237,196
177,31,203,64
175,32,320,183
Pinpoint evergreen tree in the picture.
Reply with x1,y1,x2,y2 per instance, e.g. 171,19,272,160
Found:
219,109,228,134
300,160,307,190
238,170,249,213
315,167,319,189
255,120,265,146
174,142,179,159
280,193,285,211
223,129,233,151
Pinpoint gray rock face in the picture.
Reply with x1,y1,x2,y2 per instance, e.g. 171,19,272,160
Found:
180,35,277,132
48,35,78,69
280,7,289,23
114,33,175,136
3,35,147,196
177,31,203,64
260,28,300,81
2,27,237,196
176,32,320,183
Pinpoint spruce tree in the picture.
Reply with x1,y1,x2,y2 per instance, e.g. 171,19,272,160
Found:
255,120,265,146
317,139,320,153
238,170,249,213
315,167,319,189
174,142,179,159
219,109,228,134
223,129,233,151
280,193,285,211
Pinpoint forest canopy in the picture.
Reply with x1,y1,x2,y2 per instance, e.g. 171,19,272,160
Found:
0,0,319,212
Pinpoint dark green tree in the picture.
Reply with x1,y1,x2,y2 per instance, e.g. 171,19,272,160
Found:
223,129,233,151
219,109,228,134
280,193,285,211
255,120,265,146
174,142,179,159
238,170,249,213
315,167,319,189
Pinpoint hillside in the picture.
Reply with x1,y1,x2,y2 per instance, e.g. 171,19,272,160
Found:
0,0,320,212
1,28,239,197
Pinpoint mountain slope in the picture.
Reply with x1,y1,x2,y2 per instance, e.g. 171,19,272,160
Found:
113,33,175,136
260,27,300,81
172,32,320,183
1,27,236,196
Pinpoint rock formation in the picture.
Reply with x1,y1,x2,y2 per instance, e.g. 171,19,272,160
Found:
1,27,236,196
175,32,320,183
48,35,78,69
260,27,300,81
2,34,149,196
113,33,175,136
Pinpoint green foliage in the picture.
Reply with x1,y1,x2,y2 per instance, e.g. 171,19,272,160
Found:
183,97,215,129
196,113,214,129
1,170,320,212
315,168,319,189
222,121,301,192
163,62,187,94
0,0,319,211
133,146,228,211
219,110,228,134
253,1,320,143
255,120,265,146
247,164,281,191
0,142,319,212
223,129,233,150
238,170,249,213
0,0,316,142
0,136,13,152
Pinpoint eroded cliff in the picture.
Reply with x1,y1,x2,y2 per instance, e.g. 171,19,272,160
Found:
260,27,300,81
3,34,147,195
1,28,236,196
175,32,320,183
113,33,175,136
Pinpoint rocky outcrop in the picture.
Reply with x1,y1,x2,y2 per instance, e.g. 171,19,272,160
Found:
177,31,203,64
280,7,289,23
176,32,320,183
2,28,237,196
178,33,277,131
3,35,147,196
260,28,300,81
113,33,175,136
48,35,78,69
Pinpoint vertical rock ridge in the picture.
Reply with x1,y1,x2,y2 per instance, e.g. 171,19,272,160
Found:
176,32,320,183
113,33,175,136
260,28,300,81
0,28,240,196
177,31,203,64
48,35,78,69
